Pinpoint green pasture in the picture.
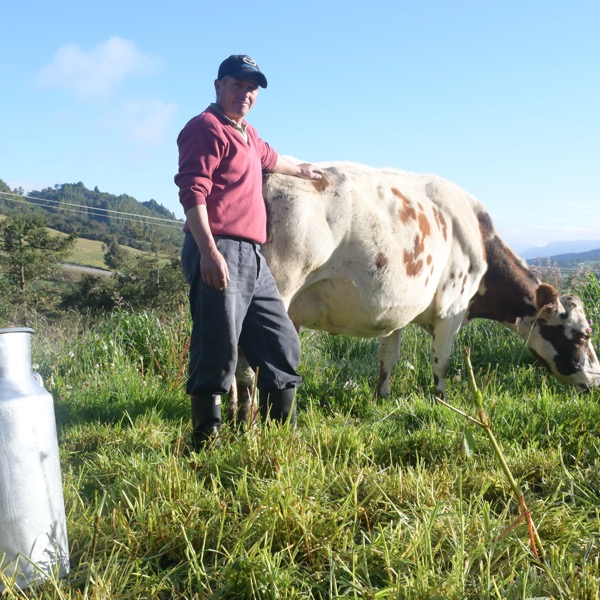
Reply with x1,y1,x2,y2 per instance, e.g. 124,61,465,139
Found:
53,233,144,271
63,236,112,271
1,293,598,599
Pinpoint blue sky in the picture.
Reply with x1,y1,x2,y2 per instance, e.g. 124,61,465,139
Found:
1,0,599,252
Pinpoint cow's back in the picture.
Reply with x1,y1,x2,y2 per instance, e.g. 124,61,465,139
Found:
262,162,488,337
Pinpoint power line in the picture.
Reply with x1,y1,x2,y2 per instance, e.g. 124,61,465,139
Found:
3,195,184,230
0,190,184,230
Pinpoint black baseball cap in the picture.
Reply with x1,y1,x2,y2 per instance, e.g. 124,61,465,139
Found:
217,55,268,88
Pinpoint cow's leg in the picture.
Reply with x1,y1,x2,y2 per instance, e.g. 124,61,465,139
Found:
430,313,465,400
230,350,258,428
376,329,403,397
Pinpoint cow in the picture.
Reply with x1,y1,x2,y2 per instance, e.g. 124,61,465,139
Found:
229,161,599,422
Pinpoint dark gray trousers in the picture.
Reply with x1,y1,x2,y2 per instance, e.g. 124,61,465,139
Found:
181,233,302,396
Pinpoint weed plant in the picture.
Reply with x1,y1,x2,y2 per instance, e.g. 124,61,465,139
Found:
1,277,599,598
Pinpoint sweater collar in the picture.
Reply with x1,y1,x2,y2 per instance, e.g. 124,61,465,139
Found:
209,103,248,142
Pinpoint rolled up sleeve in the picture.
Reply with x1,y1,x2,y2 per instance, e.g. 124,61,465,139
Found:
175,121,223,213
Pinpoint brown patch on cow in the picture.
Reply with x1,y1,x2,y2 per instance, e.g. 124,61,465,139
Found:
403,234,424,276
467,210,541,324
433,207,448,241
399,199,434,277
403,255,424,276
375,252,388,270
394,188,417,224
536,283,559,311
398,203,416,224
418,211,431,240
403,209,432,277
311,176,330,193
427,255,434,276
392,187,410,203
461,274,468,294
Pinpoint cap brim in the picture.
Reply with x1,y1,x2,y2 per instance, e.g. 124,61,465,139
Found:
229,69,268,88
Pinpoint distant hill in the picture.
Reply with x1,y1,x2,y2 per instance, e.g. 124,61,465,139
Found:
520,239,600,260
0,179,184,253
526,247,600,270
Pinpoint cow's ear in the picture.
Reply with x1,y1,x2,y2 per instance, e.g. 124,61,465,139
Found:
536,283,558,312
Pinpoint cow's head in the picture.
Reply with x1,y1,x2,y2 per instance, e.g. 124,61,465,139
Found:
521,283,600,391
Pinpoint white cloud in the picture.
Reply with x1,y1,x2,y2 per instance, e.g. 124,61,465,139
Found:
123,99,177,145
37,36,165,98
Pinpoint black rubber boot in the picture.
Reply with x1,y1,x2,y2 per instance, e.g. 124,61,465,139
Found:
190,393,222,450
259,388,297,426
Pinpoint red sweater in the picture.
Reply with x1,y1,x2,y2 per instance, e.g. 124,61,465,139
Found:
175,105,278,244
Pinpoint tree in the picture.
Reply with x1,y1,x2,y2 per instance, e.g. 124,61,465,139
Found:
0,214,77,319
103,235,129,269
115,252,188,312
60,273,117,313
62,252,187,314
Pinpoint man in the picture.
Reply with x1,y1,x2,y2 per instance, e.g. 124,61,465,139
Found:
175,54,322,449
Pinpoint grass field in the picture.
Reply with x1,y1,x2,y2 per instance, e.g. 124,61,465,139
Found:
63,236,112,270
1,299,598,599
57,233,144,271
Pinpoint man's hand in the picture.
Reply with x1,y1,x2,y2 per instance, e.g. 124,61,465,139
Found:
296,162,324,181
185,204,230,290
201,248,230,290
274,156,324,181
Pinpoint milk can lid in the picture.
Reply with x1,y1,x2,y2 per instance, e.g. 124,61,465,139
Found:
0,327,35,334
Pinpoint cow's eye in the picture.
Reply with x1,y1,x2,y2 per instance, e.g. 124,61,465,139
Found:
574,331,590,343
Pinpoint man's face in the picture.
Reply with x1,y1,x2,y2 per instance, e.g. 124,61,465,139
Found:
215,75,260,122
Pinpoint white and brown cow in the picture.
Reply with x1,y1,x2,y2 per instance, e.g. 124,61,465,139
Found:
232,161,599,418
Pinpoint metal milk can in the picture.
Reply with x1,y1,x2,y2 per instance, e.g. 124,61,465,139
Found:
0,327,69,591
